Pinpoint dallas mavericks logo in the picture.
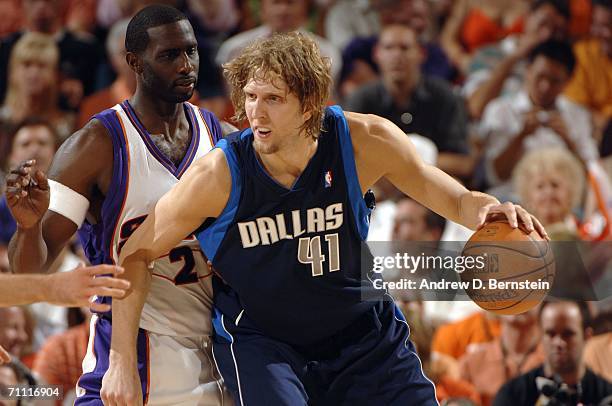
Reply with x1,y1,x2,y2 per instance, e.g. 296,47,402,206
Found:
324,170,333,188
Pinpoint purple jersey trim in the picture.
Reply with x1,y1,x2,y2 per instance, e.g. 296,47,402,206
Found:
120,101,199,178
77,108,129,267
175,105,201,179
198,107,223,143
74,317,150,404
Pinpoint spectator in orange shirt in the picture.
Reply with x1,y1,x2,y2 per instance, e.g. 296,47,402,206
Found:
431,311,501,360
459,308,545,406
33,309,90,406
564,0,612,148
77,18,135,129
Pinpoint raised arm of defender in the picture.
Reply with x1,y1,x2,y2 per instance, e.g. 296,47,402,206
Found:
7,120,113,273
346,112,547,237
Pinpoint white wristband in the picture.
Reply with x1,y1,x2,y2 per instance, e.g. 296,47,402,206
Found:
48,179,90,227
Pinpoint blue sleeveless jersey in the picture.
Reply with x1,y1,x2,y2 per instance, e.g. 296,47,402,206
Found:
198,106,383,346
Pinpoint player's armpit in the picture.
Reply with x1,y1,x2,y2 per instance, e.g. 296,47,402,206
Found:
118,148,231,267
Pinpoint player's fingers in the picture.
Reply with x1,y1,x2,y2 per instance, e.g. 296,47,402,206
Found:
6,185,27,198
500,202,518,228
532,215,549,241
90,286,128,299
89,300,111,313
5,185,22,195
515,205,534,233
88,264,125,276
34,170,49,190
8,160,35,176
476,204,495,229
92,276,130,289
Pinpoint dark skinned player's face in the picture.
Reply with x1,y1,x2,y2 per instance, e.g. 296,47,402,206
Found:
140,20,199,103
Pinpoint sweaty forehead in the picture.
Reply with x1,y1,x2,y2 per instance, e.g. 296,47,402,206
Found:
145,20,196,52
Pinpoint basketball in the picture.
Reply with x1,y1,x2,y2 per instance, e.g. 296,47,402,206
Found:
460,220,555,315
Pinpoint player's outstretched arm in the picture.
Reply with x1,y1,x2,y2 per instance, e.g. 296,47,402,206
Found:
102,149,230,406
7,120,113,273
347,112,546,236
0,264,129,310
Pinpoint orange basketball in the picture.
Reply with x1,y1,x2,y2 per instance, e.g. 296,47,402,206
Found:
460,221,555,315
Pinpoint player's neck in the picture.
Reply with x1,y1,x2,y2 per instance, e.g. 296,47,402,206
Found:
256,137,318,189
129,92,185,135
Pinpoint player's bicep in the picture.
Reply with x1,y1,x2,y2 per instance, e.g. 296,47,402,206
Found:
119,149,230,265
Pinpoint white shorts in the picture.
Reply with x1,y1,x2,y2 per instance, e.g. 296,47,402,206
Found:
75,315,233,405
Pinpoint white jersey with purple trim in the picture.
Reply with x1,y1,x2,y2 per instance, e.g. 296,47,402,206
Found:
108,100,217,337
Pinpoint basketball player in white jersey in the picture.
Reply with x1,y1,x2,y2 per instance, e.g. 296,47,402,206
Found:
5,5,230,405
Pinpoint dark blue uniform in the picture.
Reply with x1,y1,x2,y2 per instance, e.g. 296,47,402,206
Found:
198,106,437,405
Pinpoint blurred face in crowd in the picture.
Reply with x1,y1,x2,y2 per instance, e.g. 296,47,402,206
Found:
9,124,56,172
133,20,199,103
525,55,570,109
109,31,136,89
262,0,307,32
592,4,612,57
524,169,573,225
525,4,568,42
379,0,430,36
0,366,18,406
23,0,61,33
0,308,28,358
375,26,423,86
15,57,56,97
392,199,440,241
541,302,587,375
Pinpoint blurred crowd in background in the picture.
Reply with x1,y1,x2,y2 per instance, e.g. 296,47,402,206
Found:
0,0,611,405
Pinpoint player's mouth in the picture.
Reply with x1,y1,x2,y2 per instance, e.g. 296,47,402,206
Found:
174,77,196,90
255,127,272,139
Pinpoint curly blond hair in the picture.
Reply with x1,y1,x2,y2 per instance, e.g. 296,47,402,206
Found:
223,32,332,139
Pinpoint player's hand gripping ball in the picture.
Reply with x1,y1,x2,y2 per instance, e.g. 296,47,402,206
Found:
461,221,555,315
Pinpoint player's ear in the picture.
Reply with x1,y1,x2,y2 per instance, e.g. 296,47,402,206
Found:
126,52,143,74
302,109,312,122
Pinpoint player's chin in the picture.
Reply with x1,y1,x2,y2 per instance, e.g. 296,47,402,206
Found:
171,86,195,102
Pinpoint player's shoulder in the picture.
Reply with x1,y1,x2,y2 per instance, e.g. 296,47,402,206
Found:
343,110,395,144
56,118,113,159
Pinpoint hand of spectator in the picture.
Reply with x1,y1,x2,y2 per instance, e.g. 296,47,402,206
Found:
546,111,578,154
101,354,143,406
514,31,542,59
520,110,542,137
0,344,9,364
48,264,130,312
5,160,50,229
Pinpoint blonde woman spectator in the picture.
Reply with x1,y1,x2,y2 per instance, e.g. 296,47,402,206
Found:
513,147,585,237
0,33,75,142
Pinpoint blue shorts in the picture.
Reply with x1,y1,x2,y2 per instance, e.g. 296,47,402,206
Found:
212,300,438,406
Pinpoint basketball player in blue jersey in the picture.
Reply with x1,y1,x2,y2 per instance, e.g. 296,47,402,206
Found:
117,33,548,405
5,5,231,406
